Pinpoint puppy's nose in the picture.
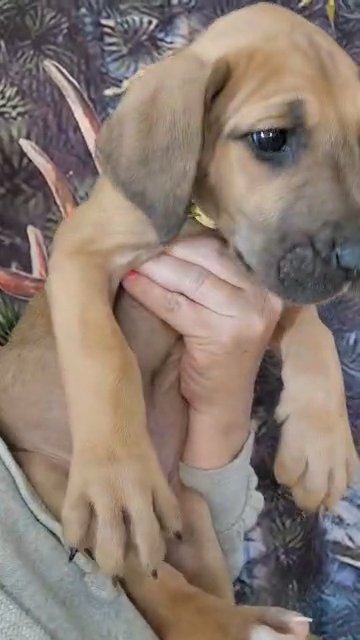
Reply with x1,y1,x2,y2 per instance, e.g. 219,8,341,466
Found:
334,244,360,271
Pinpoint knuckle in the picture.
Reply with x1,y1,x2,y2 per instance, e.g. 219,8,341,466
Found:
265,291,283,318
248,311,269,339
249,294,282,338
217,334,238,355
164,290,183,313
188,265,208,294
229,311,267,346
212,322,242,352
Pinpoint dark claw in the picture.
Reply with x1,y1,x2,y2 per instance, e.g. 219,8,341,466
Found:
112,575,126,590
174,531,183,542
151,569,158,580
68,547,78,563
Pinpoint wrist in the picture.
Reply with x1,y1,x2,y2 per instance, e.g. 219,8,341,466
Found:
181,351,259,469
183,406,252,469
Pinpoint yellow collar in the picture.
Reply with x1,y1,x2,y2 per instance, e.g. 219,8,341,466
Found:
189,203,217,229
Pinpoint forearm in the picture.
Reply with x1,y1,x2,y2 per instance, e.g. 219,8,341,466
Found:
47,254,145,449
275,306,344,398
180,376,263,581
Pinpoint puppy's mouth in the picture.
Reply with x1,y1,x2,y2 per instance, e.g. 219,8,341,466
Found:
233,236,355,305
275,241,348,304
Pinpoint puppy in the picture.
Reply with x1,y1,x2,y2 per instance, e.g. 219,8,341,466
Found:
1,2,359,589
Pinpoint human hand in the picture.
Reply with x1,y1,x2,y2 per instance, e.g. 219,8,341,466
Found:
123,234,282,468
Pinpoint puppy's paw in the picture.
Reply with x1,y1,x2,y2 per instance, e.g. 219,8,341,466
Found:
274,395,359,511
62,447,181,577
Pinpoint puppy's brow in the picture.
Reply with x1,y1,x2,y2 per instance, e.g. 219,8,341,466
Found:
224,97,307,139
288,99,305,128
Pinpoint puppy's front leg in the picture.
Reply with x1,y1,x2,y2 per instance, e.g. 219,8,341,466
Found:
47,176,181,578
273,305,359,511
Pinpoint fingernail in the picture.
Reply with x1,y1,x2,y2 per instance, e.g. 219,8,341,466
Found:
292,615,313,622
68,547,78,563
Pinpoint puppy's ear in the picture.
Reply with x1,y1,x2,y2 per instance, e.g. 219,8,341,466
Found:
96,52,229,242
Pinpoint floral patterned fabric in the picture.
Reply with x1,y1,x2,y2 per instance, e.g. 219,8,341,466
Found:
0,2,360,638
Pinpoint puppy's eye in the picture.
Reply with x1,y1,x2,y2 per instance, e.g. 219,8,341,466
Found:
250,129,288,153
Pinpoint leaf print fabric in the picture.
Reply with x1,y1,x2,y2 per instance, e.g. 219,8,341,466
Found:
0,2,360,638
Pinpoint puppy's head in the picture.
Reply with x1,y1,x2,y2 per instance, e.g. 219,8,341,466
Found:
97,3,360,305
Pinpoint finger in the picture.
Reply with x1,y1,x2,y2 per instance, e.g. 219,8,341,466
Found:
166,235,282,312
134,254,244,315
141,247,282,322
123,272,216,336
166,234,252,287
